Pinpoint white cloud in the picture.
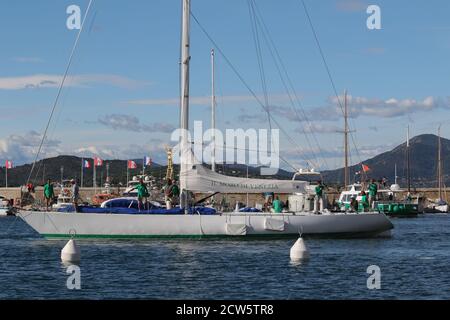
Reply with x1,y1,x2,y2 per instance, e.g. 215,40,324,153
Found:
0,74,149,90
0,131,62,164
329,95,442,118
260,95,450,122
124,94,293,107
98,114,176,133
72,143,168,164
296,123,342,134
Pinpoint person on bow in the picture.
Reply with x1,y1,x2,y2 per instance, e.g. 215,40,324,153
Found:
43,179,54,211
349,196,358,212
71,179,80,212
136,178,150,211
314,180,325,213
368,179,378,209
272,196,283,213
360,191,369,212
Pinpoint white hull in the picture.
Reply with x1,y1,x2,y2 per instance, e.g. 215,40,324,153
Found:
0,207,14,216
18,211,393,239
434,204,448,213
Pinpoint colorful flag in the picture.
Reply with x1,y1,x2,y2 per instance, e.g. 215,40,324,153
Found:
128,160,138,169
83,160,91,168
94,157,103,167
362,164,370,172
144,156,152,166
5,160,13,169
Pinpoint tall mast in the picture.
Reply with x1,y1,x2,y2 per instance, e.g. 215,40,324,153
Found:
211,48,216,172
438,125,442,200
406,125,411,193
179,0,191,207
81,158,84,188
394,163,397,185
344,90,349,187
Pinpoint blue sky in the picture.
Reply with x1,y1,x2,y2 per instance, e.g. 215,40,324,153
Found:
1,0,450,171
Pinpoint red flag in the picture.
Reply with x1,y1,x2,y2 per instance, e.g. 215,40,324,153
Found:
128,160,137,169
362,164,370,172
5,160,13,169
94,157,103,167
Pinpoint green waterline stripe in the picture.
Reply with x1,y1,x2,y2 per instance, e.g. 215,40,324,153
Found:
42,230,389,240
43,233,298,240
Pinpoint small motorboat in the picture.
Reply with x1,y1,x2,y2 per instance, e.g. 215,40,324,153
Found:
0,196,15,216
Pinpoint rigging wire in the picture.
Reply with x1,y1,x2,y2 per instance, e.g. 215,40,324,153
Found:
246,1,278,169
190,10,313,171
24,0,94,187
299,0,363,167
193,139,299,173
250,0,329,171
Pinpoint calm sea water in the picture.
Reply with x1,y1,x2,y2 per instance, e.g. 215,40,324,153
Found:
1,214,450,300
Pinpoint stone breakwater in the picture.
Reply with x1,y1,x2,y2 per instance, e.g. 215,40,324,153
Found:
0,187,445,209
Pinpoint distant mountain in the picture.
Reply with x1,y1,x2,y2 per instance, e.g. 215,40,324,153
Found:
2,134,446,188
321,134,446,187
0,156,296,187
0,156,163,187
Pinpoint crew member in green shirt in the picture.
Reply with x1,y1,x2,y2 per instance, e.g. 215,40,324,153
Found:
43,179,54,211
272,196,283,213
360,191,369,212
136,178,149,211
368,179,378,209
314,180,325,213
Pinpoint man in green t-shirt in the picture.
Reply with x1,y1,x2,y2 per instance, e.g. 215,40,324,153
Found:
368,179,378,209
272,196,283,213
314,180,325,213
43,179,54,211
360,191,369,212
136,178,149,211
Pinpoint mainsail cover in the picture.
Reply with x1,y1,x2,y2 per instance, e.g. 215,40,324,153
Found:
182,164,307,194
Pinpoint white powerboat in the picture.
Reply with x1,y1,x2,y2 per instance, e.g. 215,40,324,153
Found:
0,196,14,216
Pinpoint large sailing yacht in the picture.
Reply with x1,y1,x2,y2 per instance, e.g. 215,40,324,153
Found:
18,0,393,239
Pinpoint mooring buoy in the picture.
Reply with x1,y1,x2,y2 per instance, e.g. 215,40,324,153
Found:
61,239,81,263
290,237,309,261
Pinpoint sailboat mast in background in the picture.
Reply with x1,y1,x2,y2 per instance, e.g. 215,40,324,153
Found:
406,125,411,193
211,48,216,173
438,125,443,200
179,0,191,208
344,90,349,187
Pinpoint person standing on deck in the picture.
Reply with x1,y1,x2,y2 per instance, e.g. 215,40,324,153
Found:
368,179,378,209
272,196,283,213
163,179,175,209
314,180,325,213
71,179,80,212
360,191,369,212
137,178,149,211
171,180,180,206
43,179,54,211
